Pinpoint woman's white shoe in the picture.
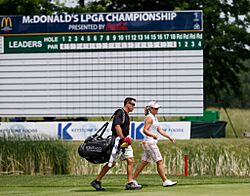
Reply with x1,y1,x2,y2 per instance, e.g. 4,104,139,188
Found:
163,179,177,187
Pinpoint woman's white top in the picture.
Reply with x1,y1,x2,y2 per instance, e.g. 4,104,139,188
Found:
144,112,159,143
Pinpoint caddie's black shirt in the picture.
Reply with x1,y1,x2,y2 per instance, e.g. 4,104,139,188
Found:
111,109,130,137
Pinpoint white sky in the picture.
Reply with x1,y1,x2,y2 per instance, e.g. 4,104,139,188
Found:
51,0,95,7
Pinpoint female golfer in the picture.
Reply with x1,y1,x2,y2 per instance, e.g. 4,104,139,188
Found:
132,101,177,187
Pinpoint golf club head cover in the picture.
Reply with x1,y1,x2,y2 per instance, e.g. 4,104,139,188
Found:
120,137,132,148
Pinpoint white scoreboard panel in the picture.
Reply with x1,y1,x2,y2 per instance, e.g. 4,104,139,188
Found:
0,49,203,117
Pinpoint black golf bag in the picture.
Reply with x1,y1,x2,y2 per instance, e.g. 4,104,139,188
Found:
78,121,115,164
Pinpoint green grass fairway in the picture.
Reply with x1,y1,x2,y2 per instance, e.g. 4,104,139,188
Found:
0,175,250,196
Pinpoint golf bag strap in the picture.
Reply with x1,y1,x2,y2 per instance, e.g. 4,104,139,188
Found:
93,112,116,137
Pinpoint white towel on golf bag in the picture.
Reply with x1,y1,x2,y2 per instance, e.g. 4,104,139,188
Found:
108,136,122,167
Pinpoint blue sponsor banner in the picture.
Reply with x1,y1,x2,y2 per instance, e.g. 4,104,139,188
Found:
0,11,202,35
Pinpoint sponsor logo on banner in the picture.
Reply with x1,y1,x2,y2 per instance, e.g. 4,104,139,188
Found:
131,122,144,140
159,122,191,140
58,123,72,140
0,122,57,139
1,17,12,32
0,123,37,137
105,22,128,31
57,122,101,140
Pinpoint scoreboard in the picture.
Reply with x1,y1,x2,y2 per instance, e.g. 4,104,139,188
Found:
0,11,203,117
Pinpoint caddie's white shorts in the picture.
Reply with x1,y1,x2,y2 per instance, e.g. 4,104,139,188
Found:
108,138,134,167
119,145,134,161
141,141,162,162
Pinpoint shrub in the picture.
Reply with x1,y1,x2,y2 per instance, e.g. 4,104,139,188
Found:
0,136,69,175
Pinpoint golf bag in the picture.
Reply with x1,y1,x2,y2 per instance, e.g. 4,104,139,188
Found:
78,121,115,164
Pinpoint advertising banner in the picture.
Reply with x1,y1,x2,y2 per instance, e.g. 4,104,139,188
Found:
0,11,202,35
0,121,191,140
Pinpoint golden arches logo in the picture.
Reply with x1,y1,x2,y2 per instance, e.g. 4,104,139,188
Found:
1,17,13,32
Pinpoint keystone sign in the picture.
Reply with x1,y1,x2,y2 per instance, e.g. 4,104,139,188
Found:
0,121,191,140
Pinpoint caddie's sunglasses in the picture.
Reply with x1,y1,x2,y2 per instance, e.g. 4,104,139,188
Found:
129,102,135,106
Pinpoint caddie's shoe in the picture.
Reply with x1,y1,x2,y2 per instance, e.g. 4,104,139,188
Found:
91,179,106,191
132,180,141,187
125,181,142,190
163,179,177,187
